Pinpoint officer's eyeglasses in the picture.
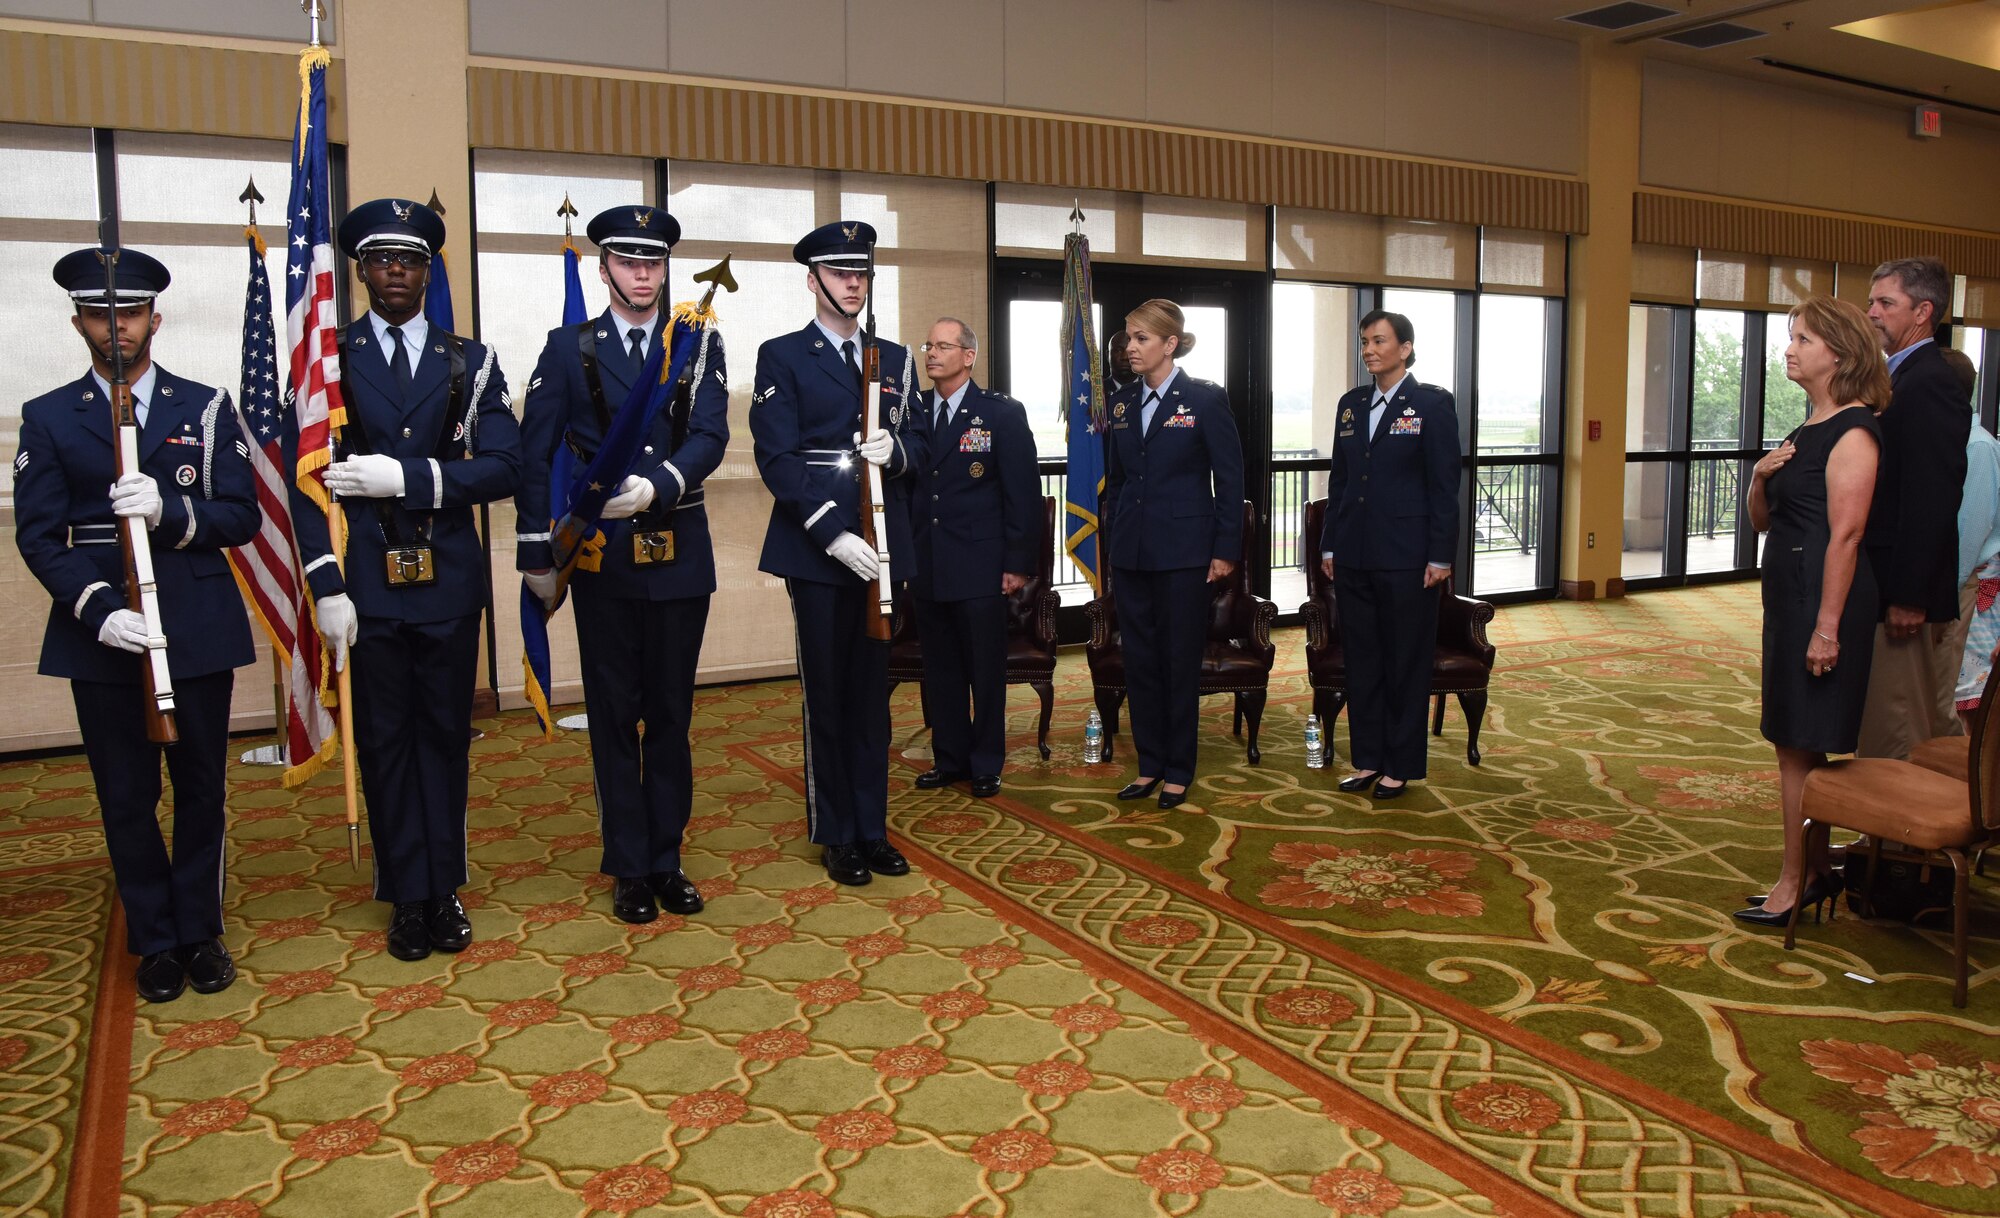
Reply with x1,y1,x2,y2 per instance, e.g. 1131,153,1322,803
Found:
921,341,969,353
360,250,431,270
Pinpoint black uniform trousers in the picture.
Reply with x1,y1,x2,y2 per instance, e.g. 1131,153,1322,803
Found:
786,577,889,846
351,612,481,903
1115,565,1212,787
916,593,1009,777
1335,564,1438,779
573,585,709,878
73,671,234,956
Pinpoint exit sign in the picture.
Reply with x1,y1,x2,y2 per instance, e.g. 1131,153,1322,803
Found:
1914,105,1943,138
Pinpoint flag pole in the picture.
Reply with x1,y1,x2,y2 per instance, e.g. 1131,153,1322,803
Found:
237,174,290,767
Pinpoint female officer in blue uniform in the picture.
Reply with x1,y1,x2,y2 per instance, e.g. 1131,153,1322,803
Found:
16,247,259,1002
1319,310,1462,799
1100,299,1244,810
516,204,727,925
290,198,521,962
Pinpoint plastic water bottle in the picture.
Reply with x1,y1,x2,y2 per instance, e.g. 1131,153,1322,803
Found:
1083,709,1104,764
1304,714,1325,769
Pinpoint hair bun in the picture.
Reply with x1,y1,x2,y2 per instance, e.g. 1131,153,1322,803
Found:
1176,331,1198,356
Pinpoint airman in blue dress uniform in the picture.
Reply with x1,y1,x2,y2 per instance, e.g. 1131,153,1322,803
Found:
751,220,922,886
908,317,1040,798
16,247,259,1002
288,198,522,961
516,204,727,925
1319,309,1462,799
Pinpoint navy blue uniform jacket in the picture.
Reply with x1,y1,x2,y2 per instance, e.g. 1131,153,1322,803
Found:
909,381,1040,602
1100,375,1244,570
16,368,258,683
288,320,521,622
750,324,922,584
1320,380,1461,571
515,313,729,599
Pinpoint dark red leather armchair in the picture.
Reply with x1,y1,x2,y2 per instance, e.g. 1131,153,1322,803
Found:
1083,501,1277,763
888,496,1061,759
1300,497,1496,765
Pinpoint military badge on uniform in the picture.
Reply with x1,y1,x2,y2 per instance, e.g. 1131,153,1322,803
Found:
1390,417,1423,435
1163,408,1197,429
968,462,985,478
391,199,413,222
1401,406,1415,416
960,428,992,453
453,422,465,442
175,465,196,487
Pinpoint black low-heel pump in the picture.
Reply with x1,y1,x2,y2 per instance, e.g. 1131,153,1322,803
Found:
1117,777,1163,801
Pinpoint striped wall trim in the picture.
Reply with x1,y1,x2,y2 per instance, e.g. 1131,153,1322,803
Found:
0,30,344,142
1635,190,2000,281
468,67,1586,234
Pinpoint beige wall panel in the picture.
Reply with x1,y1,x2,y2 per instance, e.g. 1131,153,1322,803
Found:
1002,0,1146,122
92,0,321,42
1271,0,1386,150
1642,61,2000,235
468,0,668,72
668,0,846,89
1143,0,1271,136
1383,7,1579,175
847,0,1004,106
0,1,87,21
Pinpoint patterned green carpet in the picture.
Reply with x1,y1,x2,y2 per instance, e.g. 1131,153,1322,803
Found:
0,583,1993,1217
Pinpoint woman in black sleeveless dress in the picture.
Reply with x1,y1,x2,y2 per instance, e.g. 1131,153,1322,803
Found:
1740,297,1890,928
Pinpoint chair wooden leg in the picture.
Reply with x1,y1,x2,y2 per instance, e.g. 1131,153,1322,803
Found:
1432,693,1446,737
1239,690,1266,765
1860,838,1884,918
1950,848,1970,1008
1232,698,1244,738
1459,690,1488,766
1783,836,1807,952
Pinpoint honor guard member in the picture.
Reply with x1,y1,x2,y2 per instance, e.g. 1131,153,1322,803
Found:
1100,299,1245,810
909,318,1039,798
290,198,522,961
516,205,727,925
1319,310,1461,800
751,220,922,885
16,248,260,1002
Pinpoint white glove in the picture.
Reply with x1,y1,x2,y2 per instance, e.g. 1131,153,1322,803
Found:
825,532,880,581
600,474,656,520
315,593,358,672
855,428,894,467
325,454,405,499
110,472,163,528
98,608,151,653
523,569,558,602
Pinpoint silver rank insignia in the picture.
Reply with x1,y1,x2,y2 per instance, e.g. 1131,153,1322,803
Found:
1402,406,1415,416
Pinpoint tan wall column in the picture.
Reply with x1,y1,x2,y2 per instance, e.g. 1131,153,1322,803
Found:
1560,45,1640,599
335,0,472,321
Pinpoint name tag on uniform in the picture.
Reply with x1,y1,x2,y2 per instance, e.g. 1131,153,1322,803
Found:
959,428,992,453
1390,417,1423,435
1163,411,1197,429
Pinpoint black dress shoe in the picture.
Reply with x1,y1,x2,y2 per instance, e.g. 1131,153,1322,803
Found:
650,871,704,915
1371,780,1409,801
1337,772,1380,793
971,775,1001,798
387,902,432,961
135,950,186,1004
822,843,872,886
180,939,237,995
1159,787,1188,810
426,893,473,953
916,768,970,790
612,877,658,924
1117,777,1163,800
859,838,910,876
1734,873,1839,929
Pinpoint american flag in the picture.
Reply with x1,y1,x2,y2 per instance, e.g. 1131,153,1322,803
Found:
225,232,302,668
279,48,342,786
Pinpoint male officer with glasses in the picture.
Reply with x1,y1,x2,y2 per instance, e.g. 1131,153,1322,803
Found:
751,220,922,886
516,205,727,925
16,247,259,1003
909,317,1039,798
290,198,521,962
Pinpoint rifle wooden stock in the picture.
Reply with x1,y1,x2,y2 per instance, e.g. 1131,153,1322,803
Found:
109,378,178,744
857,343,892,641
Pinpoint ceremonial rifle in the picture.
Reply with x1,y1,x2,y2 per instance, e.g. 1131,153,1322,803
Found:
856,243,893,641
99,235,178,743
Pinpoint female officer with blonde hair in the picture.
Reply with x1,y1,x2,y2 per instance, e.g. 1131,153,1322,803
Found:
1099,299,1243,809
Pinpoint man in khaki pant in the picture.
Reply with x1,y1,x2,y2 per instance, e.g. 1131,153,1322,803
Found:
1856,257,1973,759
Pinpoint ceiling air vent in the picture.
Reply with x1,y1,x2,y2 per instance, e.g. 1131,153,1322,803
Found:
1562,3,1676,31
1661,22,1767,49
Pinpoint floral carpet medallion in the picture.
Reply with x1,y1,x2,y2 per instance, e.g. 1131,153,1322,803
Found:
1,584,1995,1217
